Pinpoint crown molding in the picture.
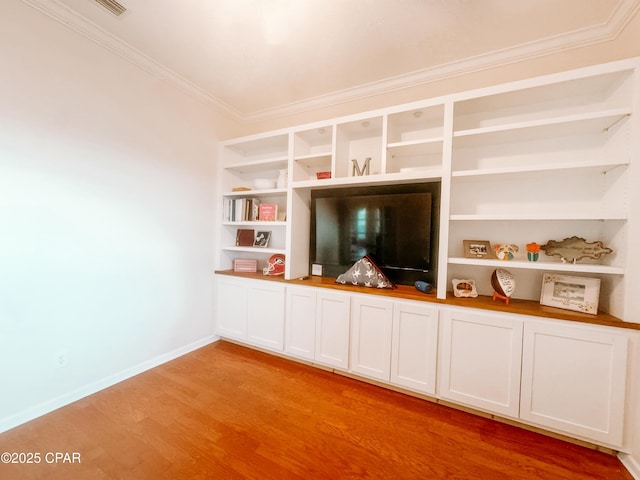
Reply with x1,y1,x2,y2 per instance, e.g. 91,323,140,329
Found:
20,0,640,124
19,0,242,117
245,0,640,122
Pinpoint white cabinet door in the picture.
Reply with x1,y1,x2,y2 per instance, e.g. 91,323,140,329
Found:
350,295,393,381
215,276,248,341
391,301,439,395
438,308,523,418
246,282,285,352
520,320,628,447
315,290,351,370
215,275,284,351
285,286,316,361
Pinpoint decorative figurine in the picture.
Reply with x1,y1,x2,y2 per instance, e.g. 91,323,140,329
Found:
494,243,519,261
526,242,541,261
542,236,613,263
491,269,515,304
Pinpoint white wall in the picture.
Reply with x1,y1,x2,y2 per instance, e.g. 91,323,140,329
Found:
0,0,218,431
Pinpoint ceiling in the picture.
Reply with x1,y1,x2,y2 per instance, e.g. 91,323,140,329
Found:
24,0,640,121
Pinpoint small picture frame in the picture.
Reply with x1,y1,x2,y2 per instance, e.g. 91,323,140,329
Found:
463,240,492,258
253,231,271,248
540,273,601,315
452,278,478,298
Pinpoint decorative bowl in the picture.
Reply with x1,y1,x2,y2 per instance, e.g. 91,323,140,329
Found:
253,178,276,190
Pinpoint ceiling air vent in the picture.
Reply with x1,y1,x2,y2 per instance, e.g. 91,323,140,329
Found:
94,0,127,16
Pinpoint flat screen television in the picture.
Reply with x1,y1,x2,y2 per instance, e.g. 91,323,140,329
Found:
310,182,440,286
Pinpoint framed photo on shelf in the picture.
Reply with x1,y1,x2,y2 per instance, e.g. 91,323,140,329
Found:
540,273,601,315
236,229,255,247
253,231,271,248
463,240,492,259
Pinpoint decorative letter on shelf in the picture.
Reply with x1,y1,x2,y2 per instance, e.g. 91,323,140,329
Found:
351,157,371,176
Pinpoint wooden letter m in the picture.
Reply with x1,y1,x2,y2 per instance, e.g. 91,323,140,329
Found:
351,157,371,176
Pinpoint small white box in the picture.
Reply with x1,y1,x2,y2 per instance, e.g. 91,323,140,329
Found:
311,264,323,276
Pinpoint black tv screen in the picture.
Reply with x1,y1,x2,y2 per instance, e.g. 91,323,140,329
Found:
310,182,440,286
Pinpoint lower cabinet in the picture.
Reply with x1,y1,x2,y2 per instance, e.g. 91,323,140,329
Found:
314,290,351,369
285,287,353,368
216,275,633,449
438,307,523,419
284,286,317,361
215,275,285,352
390,301,438,395
348,296,440,388
349,295,394,381
520,320,628,447
215,276,248,341
246,281,285,351
285,287,439,392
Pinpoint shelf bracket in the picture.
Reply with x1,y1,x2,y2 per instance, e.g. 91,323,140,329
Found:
602,113,630,133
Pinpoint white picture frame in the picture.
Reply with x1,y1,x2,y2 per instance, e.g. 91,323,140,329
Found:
540,273,600,315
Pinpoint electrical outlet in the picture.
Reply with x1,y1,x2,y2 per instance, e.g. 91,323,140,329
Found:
55,350,68,368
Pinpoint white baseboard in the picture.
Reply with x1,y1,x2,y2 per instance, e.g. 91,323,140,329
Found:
0,336,219,434
620,453,640,480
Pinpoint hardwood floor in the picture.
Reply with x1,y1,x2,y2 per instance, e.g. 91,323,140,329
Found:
0,340,633,479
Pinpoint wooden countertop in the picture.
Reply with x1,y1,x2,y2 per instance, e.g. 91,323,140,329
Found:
215,270,640,331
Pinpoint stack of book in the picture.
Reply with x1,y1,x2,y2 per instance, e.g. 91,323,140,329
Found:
224,198,279,222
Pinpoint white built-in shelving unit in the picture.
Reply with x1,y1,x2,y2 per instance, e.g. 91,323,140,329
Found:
216,57,639,320
219,134,289,267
